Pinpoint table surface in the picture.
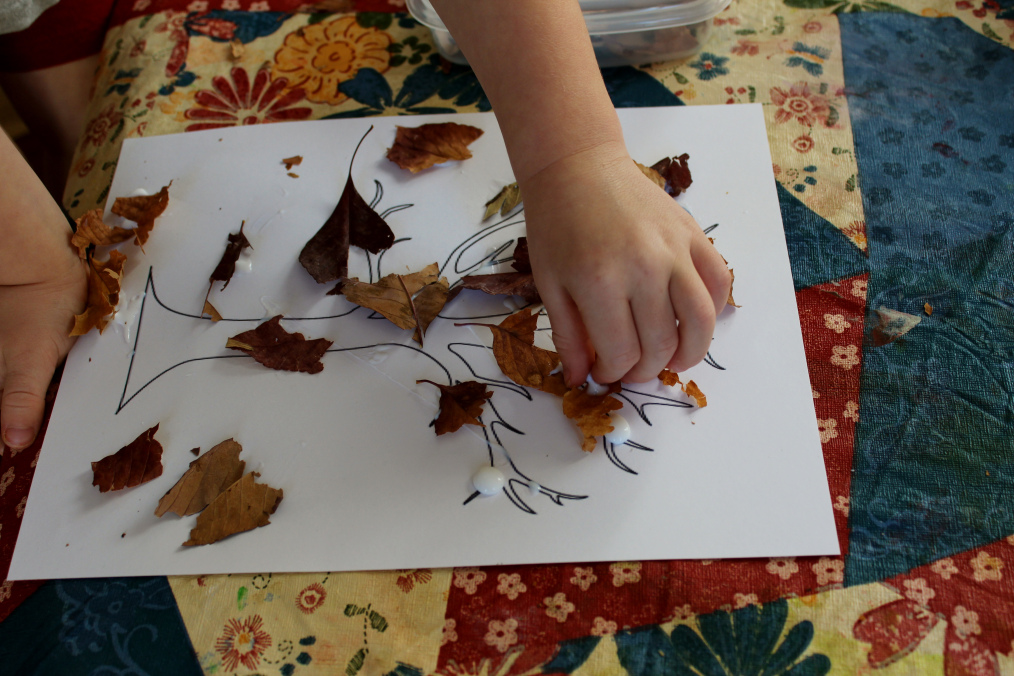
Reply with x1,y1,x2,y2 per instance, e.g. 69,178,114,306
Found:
0,0,1012,674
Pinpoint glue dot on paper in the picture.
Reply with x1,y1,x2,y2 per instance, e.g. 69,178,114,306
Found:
528,481,541,497
472,467,505,496
585,375,609,396
604,413,631,445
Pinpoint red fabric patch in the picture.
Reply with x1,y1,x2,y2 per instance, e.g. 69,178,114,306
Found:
0,0,116,72
437,275,868,673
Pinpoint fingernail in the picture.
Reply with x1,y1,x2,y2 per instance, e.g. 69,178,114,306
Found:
3,427,34,449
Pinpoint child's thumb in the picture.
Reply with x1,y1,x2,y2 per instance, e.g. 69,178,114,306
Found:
1,350,54,450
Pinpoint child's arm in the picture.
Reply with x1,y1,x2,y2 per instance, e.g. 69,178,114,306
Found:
0,129,86,450
430,0,731,387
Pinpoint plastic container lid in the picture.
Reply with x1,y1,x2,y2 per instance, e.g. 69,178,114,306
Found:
406,0,731,36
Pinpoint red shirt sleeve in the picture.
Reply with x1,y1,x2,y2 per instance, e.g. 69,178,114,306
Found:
0,0,116,72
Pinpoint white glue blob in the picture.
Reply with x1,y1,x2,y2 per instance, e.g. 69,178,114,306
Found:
129,188,151,197
527,481,541,497
234,248,253,274
472,467,505,496
585,375,609,396
260,296,284,317
114,293,146,344
604,413,632,445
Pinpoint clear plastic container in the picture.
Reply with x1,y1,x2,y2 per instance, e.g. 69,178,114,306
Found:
406,0,732,68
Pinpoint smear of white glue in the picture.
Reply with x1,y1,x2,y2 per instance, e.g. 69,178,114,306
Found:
234,248,253,274
585,374,609,396
472,466,505,496
368,344,394,365
527,481,541,497
604,412,631,445
130,188,151,197
260,296,283,317
114,293,146,344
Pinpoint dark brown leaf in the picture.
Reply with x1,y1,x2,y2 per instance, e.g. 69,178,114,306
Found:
70,208,134,259
651,153,692,197
417,380,492,435
387,122,484,173
91,423,164,492
456,309,561,392
459,272,541,304
156,438,246,517
226,315,333,373
872,306,921,346
182,472,283,546
483,182,522,220
299,131,394,284
209,222,251,291
71,250,127,336
511,237,532,273
110,183,171,251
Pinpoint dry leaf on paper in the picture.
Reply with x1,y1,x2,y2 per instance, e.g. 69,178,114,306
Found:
70,208,134,258
229,38,244,59
727,268,740,308
182,472,283,546
872,306,921,347
341,263,452,343
417,380,492,435
924,303,933,316
683,380,707,408
226,315,333,373
635,161,666,190
282,155,302,170
208,222,251,292
155,438,246,517
459,238,540,304
457,309,562,393
651,153,692,197
563,382,623,452
110,183,171,251
387,122,484,173
299,130,394,284
483,182,522,220
658,369,681,387
71,250,127,336
91,423,163,492
203,300,223,322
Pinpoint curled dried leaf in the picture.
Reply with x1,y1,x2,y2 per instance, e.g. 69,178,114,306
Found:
71,250,127,336
282,155,302,170
728,268,740,308
70,208,134,258
563,383,624,452
651,153,692,197
91,423,163,492
483,182,523,220
684,380,707,408
387,122,484,173
110,183,171,251
658,369,681,387
229,38,245,59
872,306,921,346
226,315,333,373
341,263,451,342
156,438,246,517
417,380,492,435
209,222,251,291
182,472,283,546
456,309,561,392
924,303,933,316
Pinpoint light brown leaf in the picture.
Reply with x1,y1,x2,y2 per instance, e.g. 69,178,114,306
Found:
282,155,302,170
71,250,127,336
483,182,523,220
728,268,740,307
456,309,561,392
872,306,921,346
155,438,246,517
658,369,681,387
387,122,484,173
341,263,449,337
182,472,283,546
91,423,163,492
684,380,707,408
203,300,223,322
924,303,933,316
417,380,491,435
411,277,453,343
562,383,624,452
110,183,171,251
70,208,134,259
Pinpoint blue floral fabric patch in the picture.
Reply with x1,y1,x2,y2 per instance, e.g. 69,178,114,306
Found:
840,13,1014,585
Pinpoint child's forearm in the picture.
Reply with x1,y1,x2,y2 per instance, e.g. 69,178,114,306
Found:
428,0,627,184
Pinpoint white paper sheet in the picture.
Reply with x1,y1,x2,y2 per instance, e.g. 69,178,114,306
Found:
10,105,839,580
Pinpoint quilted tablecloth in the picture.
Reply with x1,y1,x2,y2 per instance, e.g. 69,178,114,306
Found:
0,0,1012,673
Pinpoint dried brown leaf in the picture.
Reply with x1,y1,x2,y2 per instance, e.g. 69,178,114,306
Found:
71,250,127,336
459,272,541,304
562,383,624,452
156,438,246,517
417,379,492,435
70,208,134,258
651,153,693,197
341,264,451,341
300,128,394,284
182,472,283,546
229,38,244,59
658,369,681,387
203,300,223,322
924,303,933,316
872,306,921,346
226,315,333,373
483,182,522,220
511,237,532,273
412,277,453,343
110,183,171,251
456,309,561,392
282,155,302,170
684,380,707,408
208,222,251,291
387,122,484,173
728,268,740,307
91,423,163,492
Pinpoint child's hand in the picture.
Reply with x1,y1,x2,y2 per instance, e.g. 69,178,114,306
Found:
0,245,86,452
522,142,731,387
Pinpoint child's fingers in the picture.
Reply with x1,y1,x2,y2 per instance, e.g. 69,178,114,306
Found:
581,291,640,386
691,236,733,317
666,269,717,373
0,345,57,450
623,285,679,383
542,289,593,388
